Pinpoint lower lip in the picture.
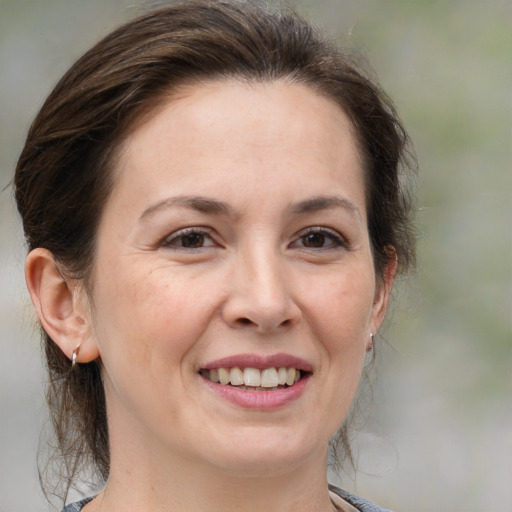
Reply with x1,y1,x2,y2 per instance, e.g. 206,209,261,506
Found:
201,374,310,410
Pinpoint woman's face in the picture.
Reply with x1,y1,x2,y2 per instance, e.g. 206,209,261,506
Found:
84,80,392,476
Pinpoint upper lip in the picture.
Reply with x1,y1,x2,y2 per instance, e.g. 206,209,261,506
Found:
200,353,313,372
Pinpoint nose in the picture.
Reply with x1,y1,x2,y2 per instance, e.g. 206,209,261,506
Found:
221,247,302,333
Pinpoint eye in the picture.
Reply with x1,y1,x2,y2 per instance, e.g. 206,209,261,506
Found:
161,227,217,249
291,227,346,250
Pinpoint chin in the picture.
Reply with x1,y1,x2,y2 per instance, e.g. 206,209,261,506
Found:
200,426,327,478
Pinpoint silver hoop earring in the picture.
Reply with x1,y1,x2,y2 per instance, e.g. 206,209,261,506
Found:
364,333,375,368
71,343,81,369
366,332,374,353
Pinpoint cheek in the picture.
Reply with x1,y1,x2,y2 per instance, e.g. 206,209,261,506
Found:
87,266,215,423
303,267,376,347
90,268,178,365
302,267,374,420
89,261,224,373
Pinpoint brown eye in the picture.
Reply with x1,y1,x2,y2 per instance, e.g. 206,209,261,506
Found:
180,233,205,248
302,233,327,248
162,228,217,249
292,227,345,251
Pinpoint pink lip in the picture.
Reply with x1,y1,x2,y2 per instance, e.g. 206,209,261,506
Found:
199,353,313,410
200,373,310,410
200,353,313,372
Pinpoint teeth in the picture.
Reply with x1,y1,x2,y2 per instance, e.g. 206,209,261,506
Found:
261,368,279,387
218,367,230,385
229,367,244,386
203,366,303,388
243,367,261,387
277,367,287,385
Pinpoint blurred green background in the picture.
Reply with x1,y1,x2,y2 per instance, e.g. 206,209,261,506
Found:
0,1,510,511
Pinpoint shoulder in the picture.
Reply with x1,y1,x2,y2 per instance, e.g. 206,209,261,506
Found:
61,497,94,512
329,484,393,512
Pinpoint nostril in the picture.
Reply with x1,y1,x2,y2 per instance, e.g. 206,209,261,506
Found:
236,317,292,329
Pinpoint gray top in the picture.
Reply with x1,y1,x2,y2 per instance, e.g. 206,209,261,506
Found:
330,485,392,512
61,486,392,511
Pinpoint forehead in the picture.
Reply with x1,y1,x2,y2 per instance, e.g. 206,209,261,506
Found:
109,79,365,218
118,78,361,155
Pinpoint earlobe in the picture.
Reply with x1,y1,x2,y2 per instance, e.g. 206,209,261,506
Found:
370,247,398,334
25,248,100,364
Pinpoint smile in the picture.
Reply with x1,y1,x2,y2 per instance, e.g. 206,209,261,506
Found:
200,366,301,390
199,354,313,408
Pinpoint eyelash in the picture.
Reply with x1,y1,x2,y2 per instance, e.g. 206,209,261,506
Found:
160,227,218,250
291,227,347,251
160,226,346,252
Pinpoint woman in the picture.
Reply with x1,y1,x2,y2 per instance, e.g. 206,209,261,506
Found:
14,1,415,511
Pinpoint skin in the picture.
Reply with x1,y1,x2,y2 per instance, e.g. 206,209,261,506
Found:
26,80,395,512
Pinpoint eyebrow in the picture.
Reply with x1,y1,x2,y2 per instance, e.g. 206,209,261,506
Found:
291,196,362,221
139,195,234,221
139,194,362,223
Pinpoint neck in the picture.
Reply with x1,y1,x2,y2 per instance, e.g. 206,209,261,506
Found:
90,442,335,512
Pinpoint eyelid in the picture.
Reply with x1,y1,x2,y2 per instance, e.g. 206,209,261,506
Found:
160,226,219,249
291,226,348,249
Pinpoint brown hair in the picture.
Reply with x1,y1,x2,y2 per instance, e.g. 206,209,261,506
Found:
14,0,416,499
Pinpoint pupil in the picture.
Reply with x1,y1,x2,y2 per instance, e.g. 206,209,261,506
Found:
182,233,204,248
304,233,325,247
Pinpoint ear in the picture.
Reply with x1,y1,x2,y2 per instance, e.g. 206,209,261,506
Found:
25,248,100,364
370,247,398,337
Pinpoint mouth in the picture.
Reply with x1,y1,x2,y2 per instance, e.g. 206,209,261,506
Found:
199,366,306,391
198,354,313,408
